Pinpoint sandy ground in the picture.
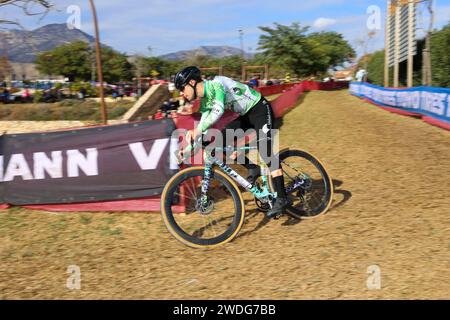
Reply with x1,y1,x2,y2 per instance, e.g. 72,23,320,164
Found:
0,90,449,299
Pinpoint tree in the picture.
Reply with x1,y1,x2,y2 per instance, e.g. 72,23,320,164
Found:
220,55,242,79
257,22,355,77
131,56,181,79
36,41,91,81
36,41,133,82
361,50,384,86
307,31,356,74
258,23,312,77
101,46,133,82
430,21,450,87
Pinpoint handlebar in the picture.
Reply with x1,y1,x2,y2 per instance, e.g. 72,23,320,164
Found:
175,135,202,165
175,134,254,165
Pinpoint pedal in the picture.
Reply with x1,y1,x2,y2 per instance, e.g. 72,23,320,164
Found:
273,213,283,220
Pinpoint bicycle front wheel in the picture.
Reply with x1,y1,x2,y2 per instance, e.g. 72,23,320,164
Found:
160,166,245,248
269,149,334,219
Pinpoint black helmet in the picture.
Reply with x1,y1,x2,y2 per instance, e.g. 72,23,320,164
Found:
174,66,202,91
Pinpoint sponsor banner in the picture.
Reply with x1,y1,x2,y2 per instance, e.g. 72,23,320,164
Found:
0,119,178,205
349,82,450,126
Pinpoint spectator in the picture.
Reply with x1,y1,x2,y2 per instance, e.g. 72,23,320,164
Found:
1,88,9,104
248,76,259,88
118,86,125,99
169,98,180,110
161,100,171,113
22,88,31,102
43,89,55,103
79,87,87,100
154,109,164,120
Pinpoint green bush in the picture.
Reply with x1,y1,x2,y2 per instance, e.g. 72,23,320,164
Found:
33,90,43,103
69,82,81,93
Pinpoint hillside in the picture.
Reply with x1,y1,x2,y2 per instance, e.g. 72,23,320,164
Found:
158,45,254,61
1,24,254,64
1,24,96,63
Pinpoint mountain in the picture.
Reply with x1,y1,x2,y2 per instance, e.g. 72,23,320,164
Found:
1,24,254,63
1,24,96,63
158,46,254,61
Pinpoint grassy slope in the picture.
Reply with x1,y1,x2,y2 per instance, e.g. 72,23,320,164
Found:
0,100,134,121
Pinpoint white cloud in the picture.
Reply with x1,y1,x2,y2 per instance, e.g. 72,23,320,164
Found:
313,17,337,29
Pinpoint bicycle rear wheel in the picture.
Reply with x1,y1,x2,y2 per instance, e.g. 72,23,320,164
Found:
269,149,333,219
160,166,245,248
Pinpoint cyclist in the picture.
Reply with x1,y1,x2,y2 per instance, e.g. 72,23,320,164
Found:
175,66,291,218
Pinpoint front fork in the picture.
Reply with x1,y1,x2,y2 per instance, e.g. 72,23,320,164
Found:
200,161,214,207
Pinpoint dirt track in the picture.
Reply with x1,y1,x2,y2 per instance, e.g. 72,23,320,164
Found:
1,90,449,299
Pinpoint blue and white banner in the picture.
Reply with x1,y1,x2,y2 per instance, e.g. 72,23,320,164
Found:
349,82,450,125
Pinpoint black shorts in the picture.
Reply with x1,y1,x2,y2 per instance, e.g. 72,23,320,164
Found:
221,97,278,170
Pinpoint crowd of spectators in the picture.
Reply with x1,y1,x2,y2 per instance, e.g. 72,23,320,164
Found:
148,96,193,120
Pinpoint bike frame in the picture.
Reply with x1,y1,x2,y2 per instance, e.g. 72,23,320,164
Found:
200,145,276,205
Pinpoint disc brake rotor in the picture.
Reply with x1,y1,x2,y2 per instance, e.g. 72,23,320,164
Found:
195,198,215,215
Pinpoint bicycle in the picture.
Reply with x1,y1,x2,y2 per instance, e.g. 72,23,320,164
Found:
160,138,333,248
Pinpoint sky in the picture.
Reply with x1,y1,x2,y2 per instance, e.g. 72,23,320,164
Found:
2,0,449,58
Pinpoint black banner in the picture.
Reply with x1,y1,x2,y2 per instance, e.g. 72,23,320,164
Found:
0,119,178,205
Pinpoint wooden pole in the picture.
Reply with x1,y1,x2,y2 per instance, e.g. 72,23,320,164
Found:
88,0,108,124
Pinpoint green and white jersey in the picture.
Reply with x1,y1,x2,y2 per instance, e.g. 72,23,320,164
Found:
197,76,262,133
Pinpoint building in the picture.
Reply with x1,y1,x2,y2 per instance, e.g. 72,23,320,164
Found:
3,62,64,81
